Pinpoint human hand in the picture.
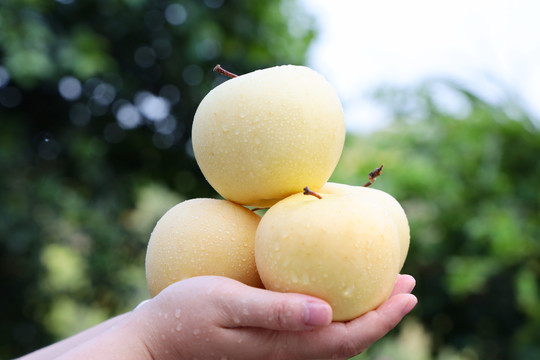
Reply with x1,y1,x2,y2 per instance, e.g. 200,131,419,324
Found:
132,274,417,360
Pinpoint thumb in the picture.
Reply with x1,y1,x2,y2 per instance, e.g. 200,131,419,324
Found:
216,283,332,331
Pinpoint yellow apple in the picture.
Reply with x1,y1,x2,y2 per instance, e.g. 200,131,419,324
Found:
145,198,263,297
255,190,401,321
321,182,410,271
191,65,346,207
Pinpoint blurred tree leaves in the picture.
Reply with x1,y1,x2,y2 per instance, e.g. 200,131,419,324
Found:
334,82,540,359
0,0,315,357
2,0,539,359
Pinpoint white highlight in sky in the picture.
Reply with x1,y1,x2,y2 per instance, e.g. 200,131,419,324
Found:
301,0,540,132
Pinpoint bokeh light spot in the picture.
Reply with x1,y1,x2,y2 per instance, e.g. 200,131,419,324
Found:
196,38,220,60
58,76,82,101
204,0,224,9
92,83,116,106
135,92,170,121
0,66,11,87
134,46,156,68
116,103,142,129
165,4,187,25
154,115,177,135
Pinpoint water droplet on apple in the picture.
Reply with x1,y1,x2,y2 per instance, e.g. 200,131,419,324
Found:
282,257,291,267
343,285,354,297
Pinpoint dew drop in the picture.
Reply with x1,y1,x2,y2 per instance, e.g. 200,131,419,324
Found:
193,328,200,335
233,316,241,324
343,284,355,298
175,308,181,318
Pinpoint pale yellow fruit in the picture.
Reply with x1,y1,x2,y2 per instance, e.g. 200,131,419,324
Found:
255,191,401,321
192,65,346,207
321,182,410,271
145,198,263,297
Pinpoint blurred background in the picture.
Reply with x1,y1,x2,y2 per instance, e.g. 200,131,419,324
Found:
0,0,538,359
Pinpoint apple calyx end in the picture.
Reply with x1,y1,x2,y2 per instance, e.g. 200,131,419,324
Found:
363,164,384,187
214,64,238,78
303,186,323,199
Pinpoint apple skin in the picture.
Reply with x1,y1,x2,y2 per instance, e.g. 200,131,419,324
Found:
254,191,401,321
145,198,263,297
321,182,410,271
192,65,345,207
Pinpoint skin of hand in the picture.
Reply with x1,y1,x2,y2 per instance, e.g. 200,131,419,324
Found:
16,313,130,360
30,274,416,360
133,274,417,360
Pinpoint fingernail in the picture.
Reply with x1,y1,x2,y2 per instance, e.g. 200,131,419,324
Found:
304,301,332,326
402,296,418,316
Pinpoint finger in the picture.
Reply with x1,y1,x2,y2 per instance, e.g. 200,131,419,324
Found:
272,292,417,359
335,293,418,355
214,280,333,331
390,274,416,297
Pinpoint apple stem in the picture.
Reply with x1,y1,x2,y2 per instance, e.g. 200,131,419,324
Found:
303,186,322,199
363,164,384,187
214,64,238,78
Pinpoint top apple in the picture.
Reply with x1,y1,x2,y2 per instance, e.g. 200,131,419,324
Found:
192,65,346,207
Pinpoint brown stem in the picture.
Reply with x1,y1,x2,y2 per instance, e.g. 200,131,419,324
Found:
213,64,238,78
303,186,322,199
363,164,384,187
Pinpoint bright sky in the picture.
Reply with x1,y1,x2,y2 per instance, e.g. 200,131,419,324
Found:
300,0,540,132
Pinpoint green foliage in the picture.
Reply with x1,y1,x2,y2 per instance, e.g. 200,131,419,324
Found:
3,0,539,359
333,82,540,359
0,0,315,357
